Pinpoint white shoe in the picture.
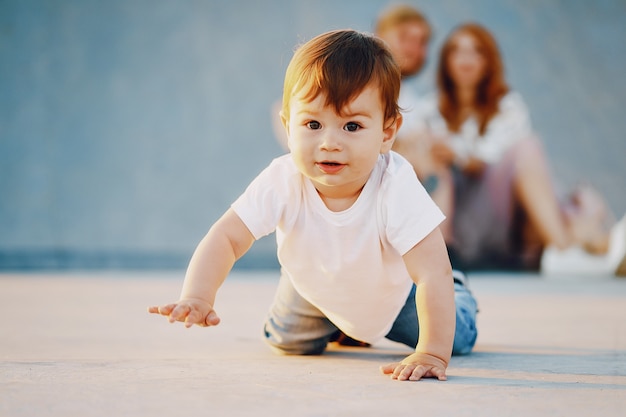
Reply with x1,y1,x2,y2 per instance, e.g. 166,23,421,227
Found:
541,213,626,278
608,214,626,276
541,246,613,278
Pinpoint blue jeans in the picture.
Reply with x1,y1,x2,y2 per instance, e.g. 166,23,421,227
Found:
263,273,478,356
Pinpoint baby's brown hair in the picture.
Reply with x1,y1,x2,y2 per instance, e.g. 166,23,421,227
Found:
282,30,401,126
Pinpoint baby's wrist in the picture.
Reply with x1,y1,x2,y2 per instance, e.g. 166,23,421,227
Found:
411,350,449,367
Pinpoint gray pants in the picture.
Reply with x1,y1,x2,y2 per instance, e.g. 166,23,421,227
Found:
263,273,478,355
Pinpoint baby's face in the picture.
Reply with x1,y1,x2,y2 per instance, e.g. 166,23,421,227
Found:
284,84,397,202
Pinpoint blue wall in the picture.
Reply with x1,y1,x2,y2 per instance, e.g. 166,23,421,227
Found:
1,0,625,269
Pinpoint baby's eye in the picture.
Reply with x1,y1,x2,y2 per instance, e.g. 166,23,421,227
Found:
344,122,361,132
306,121,321,130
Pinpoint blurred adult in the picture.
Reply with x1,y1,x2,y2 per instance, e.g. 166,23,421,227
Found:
374,5,460,239
374,4,430,79
411,23,625,275
374,4,436,182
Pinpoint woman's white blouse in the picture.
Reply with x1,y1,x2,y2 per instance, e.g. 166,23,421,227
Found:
414,91,533,164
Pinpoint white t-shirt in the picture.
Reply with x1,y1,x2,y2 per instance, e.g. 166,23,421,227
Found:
231,151,445,343
414,91,533,164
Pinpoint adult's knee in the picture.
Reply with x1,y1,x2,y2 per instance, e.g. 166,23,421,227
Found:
513,135,546,169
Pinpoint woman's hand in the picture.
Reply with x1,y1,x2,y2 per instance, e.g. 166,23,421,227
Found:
462,156,486,177
430,142,456,166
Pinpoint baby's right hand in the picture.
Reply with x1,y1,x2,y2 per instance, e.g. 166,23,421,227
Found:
148,299,220,328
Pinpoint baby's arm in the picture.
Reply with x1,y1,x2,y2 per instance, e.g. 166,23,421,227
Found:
148,208,255,328
380,227,455,381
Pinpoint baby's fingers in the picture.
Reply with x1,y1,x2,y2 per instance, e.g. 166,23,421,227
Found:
183,308,208,328
167,303,193,323
426,366,447,381
185,309,221,328
147,304,177,316
406,365,447,381
205,310,221,326
380,362,412,380
380,362,447,381
380,362,399,375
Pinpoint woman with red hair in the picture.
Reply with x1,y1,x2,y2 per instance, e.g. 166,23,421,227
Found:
412,23,625,275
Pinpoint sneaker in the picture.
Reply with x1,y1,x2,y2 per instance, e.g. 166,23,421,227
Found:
616,256,626,277
608,214,626,277
541,246,612,277
541,213,626,277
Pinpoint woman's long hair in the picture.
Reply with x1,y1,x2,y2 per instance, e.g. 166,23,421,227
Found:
437,23,509,135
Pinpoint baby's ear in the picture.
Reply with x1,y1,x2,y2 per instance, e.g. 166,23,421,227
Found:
381,113,402,153
280,110,288,131
280,111,292,150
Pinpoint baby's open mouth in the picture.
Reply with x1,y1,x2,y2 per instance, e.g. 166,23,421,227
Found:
317,161,345,173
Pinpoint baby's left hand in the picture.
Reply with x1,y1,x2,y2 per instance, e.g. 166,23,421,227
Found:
380,352,448,381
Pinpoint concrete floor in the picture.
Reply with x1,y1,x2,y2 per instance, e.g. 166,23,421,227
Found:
1,271,625,416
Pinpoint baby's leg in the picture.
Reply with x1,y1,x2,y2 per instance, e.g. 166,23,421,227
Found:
450,272,478,355
263,272,338,355
384,285,420,347
385,273,478,355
